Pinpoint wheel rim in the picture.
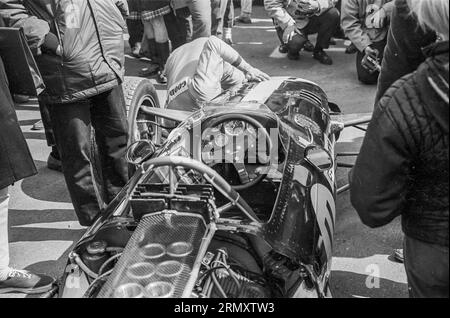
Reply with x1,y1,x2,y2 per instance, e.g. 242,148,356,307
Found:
131,94,159,144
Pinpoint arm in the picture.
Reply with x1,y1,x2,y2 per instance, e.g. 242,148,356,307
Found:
190,37,268,101
0,0,51,55
350,87,412,228
375,0,436,103
341,0,372,52
264,0,296,30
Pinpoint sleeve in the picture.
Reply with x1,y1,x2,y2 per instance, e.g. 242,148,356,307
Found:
190,36,248,101
264,0,296,30
341,0,372,52
350,91,411,228
382,1,394,22
0,0,50,55
375,0,436,103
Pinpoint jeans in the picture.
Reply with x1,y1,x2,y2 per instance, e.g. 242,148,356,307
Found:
188,0,212,39
48,86,129,226
165,8,191,50
356,40,386,85
240,0,253,17
0,187,10,280
404,235,449,298
211,0,234,38
169,0,212,45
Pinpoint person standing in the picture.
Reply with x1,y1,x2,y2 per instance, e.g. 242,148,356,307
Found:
350,0,449,298
341,0,394,84
0,50,55,294
211,0,235,45
0,0,130,227
129,0,172,83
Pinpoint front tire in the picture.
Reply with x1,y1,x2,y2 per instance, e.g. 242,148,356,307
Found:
122,76,162,146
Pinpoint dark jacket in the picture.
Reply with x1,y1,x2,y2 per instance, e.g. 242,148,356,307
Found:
0,0,128,104
375,0,436,104
0,55,37,189
350,41,449,247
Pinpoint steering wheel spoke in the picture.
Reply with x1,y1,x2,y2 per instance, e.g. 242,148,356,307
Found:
233,162,251,185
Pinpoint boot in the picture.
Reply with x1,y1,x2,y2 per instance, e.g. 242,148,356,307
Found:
155,41,170,84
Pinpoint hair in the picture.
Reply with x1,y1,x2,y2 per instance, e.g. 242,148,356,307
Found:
409,0,449,40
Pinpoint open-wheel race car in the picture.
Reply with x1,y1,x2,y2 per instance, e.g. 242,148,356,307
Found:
57,76,372,298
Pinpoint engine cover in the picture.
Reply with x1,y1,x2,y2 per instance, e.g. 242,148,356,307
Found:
97,211,213,298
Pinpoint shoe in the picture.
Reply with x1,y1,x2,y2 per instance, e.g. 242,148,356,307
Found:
156,70,167,84
47,152,62,172
13,94,30,104
224,37,233,46
287,51,300,60
31,120,44,131
279,44,288,54
313,50,333,65
234,16,252,24
345,42,358,54
139,64,159,77
393,249,404,263
303,40,314,52
0,269,55,294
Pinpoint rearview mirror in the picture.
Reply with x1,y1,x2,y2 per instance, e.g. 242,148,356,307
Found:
304,146,333,172
126,140,156,165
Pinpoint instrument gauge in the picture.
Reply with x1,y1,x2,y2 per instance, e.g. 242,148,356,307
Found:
224,120,245,136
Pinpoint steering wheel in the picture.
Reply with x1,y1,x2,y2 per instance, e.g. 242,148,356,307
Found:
196,114,273,191
142,156,262,223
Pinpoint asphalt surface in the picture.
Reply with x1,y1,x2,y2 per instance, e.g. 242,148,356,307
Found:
3,6,408,298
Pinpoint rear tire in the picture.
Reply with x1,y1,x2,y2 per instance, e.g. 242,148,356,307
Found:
122,76,162,146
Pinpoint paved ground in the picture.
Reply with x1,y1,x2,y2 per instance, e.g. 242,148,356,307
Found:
3,6,408,298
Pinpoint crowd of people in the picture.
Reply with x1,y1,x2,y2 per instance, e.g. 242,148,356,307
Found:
0,0,448,298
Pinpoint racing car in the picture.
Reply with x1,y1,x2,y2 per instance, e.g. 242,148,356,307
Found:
56,76,371,298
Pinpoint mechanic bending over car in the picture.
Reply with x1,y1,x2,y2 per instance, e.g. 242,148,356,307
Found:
165,36,270,112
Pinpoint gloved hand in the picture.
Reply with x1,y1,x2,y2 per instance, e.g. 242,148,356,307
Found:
282,24,303,44
296,0,320,15
365,7,387,29
245,67,270,82
361,46,381,73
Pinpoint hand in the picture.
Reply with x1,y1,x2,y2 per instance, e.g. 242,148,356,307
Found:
361,46,381,73
245,67,270,82
282,24,303,44
364,46,378,56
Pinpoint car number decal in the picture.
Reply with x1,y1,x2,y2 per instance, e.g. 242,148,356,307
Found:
310,183,336,269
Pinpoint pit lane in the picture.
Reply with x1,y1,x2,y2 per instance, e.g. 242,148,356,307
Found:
3,6,407,298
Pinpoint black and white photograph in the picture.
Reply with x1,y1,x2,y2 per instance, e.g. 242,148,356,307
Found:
0,0,447,302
